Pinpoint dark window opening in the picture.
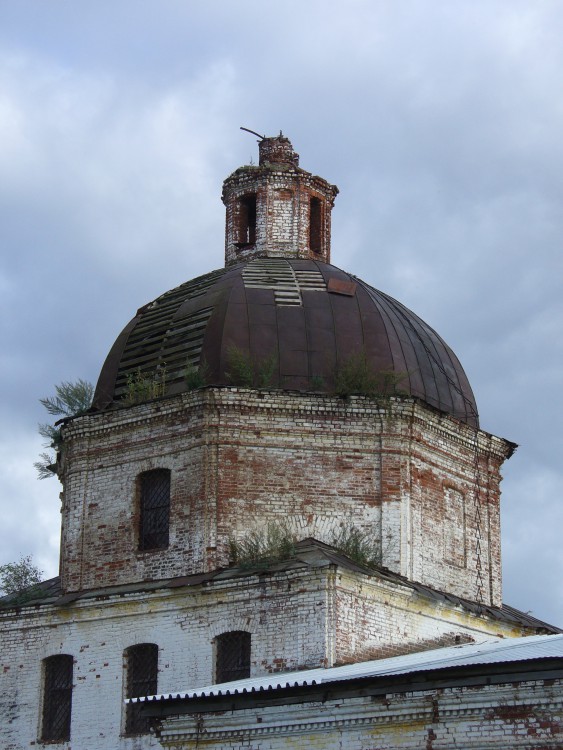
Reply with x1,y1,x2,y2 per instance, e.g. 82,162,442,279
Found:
235,194,257,248
139,469,170,551
215,631,251,683
42,654,73,742
124,643,158,735
309,196,322,254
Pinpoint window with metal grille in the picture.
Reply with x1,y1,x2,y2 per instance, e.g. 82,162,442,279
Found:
41,654,73,742
215,631,251,683
139,469,170,551
124,643,158,735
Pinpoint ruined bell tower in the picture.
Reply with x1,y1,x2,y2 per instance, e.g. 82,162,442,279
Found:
222,133,339,266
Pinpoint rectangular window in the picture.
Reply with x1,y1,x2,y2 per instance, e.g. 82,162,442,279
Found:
42,655,73,742
215,631,251,683
125,643,158,735
309,196,322,254
139,469,170,551
236,194,257,247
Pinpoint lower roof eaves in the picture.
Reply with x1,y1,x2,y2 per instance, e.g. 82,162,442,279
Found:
135,632,563,712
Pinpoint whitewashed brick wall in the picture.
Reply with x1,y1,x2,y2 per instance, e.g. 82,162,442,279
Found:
222,162,337,265
156,679,563,749
1,560,535,749
59,389,511,605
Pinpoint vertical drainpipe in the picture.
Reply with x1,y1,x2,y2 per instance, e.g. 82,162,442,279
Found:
402,402,416,581
485,434,495,606
326,566,337,667
203,388,219,571
77,429,91,592
295,173,301,258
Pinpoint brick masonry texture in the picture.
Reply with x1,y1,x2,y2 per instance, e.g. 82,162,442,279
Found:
0,385,515,748
59,389,511,606
156,679,563,749
1,137,550,750
222,140,338,266
0,560,536,750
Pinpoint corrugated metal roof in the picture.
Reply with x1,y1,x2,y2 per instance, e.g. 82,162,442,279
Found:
133,633,563,704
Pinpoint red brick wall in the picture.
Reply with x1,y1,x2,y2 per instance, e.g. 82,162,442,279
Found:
222,162,338,265
59,389,511,605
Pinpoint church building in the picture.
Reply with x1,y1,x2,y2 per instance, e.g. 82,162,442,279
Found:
1,134,561,749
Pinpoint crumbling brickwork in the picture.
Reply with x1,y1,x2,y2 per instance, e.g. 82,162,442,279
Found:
59,389,510,606
156,679,563,749
0,559,536,750
2,133,544,750
222,135,338,266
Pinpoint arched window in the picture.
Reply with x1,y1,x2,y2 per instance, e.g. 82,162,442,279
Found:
124,643,158,735
215,631,251,683
138,469,170,551
41,654,73,741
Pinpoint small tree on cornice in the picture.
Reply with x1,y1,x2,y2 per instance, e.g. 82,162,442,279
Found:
35,379,94,479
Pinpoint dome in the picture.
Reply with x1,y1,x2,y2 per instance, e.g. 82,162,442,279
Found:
93,257,478,427
93,135,478,427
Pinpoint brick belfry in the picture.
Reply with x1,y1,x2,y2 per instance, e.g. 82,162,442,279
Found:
1,134,557,750
222,133,338,265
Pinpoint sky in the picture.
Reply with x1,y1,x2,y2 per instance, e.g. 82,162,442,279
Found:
1,1,562,625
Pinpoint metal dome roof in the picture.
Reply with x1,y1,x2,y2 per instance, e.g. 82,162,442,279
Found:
93,258,478,427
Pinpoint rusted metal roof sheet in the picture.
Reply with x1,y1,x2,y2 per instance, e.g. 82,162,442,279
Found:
2,541,557,639
93,259,478,426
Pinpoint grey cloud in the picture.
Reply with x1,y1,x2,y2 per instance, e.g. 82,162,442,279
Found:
0,1,562,625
